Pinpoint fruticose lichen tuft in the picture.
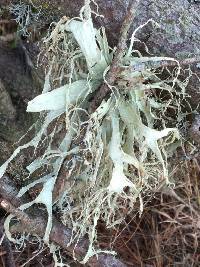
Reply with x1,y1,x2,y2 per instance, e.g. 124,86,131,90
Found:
0,0,187,263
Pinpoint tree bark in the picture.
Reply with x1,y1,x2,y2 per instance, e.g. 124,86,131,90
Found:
0,175,127,267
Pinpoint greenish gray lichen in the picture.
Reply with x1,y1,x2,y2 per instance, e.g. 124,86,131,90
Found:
0,1,187,263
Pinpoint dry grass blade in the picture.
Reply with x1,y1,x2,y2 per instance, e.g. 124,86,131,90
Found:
95,154,200,266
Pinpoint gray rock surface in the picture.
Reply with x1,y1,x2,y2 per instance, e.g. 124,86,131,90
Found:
11,0,198,59
17,0,200,106
0,79,16,120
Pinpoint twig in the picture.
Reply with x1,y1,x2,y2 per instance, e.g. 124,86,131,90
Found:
127,56,200,72
90,0,141,111
166,56,200,67
0,175,27,207
0,222,15,267
0,175,127,267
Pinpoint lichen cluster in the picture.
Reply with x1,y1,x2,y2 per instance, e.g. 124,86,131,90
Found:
0,1,186,263
9,0,41,36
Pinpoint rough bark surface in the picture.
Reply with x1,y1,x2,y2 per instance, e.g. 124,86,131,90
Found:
0,175,127,267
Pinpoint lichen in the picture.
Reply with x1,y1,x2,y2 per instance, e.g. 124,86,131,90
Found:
1,0,186,263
